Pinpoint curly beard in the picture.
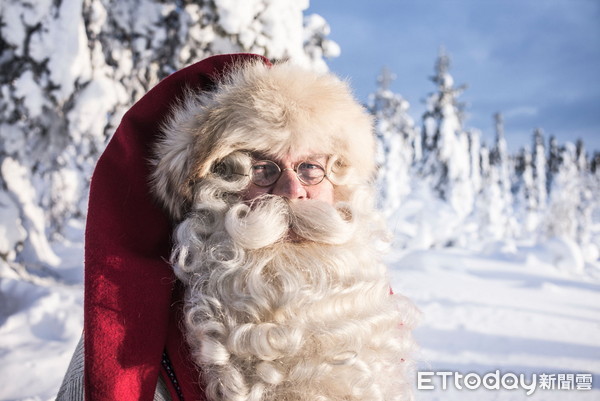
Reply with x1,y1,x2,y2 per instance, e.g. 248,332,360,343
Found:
170,185,418,401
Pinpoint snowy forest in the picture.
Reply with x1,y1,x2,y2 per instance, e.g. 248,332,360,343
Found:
1,0,598,274
372,50,600,269
0,1,599,400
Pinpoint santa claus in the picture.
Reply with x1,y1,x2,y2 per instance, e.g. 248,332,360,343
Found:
58,53,418,401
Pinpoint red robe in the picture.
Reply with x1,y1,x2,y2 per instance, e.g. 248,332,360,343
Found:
83,53,270,401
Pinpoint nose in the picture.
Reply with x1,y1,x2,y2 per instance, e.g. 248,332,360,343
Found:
272,168,307,200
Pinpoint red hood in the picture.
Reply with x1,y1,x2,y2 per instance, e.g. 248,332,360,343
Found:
84,53,270,401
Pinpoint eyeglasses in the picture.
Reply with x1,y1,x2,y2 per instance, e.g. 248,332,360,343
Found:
243,160,328,187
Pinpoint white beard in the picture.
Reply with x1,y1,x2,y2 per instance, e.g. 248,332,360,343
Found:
171,192,418,401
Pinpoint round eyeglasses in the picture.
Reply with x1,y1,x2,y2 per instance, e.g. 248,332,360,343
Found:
245,160,327,187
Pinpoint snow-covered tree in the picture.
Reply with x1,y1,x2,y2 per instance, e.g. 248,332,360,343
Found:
369,67,417,214
512,146,538,238
475,143,508,241
419,48,473,218
0,0,338,269
547,135,561,194
490,114,512,199
541,138,596,259
532,128,547,211
544,143,580,240
575,139,588,172
473,113,514,241
468,129,482,194
571,140,597,260
591,151,600,176
586,150,600,259
364,50,598,259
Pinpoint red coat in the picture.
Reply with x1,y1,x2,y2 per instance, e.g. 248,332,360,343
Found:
84,53,270,401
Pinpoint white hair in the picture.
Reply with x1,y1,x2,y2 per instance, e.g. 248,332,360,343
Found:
169,152,418,401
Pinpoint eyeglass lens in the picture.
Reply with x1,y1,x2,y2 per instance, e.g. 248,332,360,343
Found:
250,160,325,186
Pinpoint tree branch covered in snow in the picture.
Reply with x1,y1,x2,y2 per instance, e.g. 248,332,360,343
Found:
0,0,338,270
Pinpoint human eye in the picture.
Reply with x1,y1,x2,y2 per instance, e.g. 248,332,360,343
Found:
251,160,280,186
252,163,268,171
298,161,325,182
252,160,278,172
303,163,321,169
300,161,324,171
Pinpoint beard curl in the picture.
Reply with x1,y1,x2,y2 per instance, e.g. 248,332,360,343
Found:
288,198,356,245
170,186,418,401
224,197,290,250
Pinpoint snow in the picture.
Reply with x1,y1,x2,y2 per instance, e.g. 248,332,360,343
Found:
535,237,585,275
0,4,27,56
0,190,26,258
214,0,261,35
27,0,93,102
13,71,45,118
66,75,128,142
0,220,83,401
1,158,60,268
389,245,600,400
1,219,598,400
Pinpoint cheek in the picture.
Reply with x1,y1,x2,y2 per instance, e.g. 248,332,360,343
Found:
307,181,335,204
242,185,269,201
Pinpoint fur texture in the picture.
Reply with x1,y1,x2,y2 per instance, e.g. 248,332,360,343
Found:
151,60,375,220
168,156,418,400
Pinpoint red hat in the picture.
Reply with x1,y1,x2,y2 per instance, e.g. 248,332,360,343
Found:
83,53,270,401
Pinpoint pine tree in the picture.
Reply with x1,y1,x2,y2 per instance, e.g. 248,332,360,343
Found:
468,129,482,195
575,139,587,172
547,135,561,194
512,146,538,238
591,151,600,175
490,113,512,200
477,113,514,240
419,48,473,218
545,143,580,240
369,67,416,214
586,150,600,259
532,128,547,211
476,143,507,241
572,140,594,255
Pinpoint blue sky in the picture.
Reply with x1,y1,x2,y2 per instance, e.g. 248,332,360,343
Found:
308,0,600,153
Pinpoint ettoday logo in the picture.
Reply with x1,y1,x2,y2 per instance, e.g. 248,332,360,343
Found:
417,371,593,395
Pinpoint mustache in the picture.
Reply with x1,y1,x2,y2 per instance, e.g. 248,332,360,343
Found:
224,195,356,249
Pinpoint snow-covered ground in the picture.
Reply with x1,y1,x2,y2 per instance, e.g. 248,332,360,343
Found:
0,220,84,401
389,244,600,400
1,221,599,400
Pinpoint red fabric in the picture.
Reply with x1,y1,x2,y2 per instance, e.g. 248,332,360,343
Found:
84,53,270,401
162,283,205,400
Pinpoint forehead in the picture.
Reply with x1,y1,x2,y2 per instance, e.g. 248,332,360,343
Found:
250,151,329,163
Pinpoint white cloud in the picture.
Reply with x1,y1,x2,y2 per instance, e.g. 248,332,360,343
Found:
504,106,538,119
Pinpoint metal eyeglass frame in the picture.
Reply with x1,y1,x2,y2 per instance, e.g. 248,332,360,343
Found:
242,159,328,187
